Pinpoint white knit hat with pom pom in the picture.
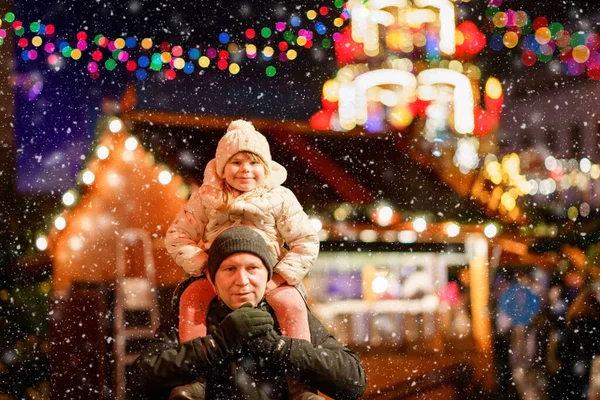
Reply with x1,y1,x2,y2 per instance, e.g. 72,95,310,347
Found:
215,120,272,178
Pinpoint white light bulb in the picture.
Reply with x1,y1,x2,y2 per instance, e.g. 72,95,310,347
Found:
97,146,110,160
109,119,123,133
54,216,66,230
446,222,460,237
125,137,138,151
62,191,75,206
413,217,427,233
372,276,389,294
484,223,498,238
82,170,95,185
158,170,172,185
35,236,48,251
310,218,322,232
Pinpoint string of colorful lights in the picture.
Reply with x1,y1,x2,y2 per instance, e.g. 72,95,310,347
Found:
485,0,600,79
1,5,350,80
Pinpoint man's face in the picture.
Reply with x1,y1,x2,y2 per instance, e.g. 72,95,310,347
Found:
213,252,269,309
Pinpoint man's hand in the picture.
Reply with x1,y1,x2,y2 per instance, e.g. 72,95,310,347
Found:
247,328,291,361
201,303,274,364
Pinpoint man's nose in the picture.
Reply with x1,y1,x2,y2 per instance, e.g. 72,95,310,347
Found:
234,270,250,285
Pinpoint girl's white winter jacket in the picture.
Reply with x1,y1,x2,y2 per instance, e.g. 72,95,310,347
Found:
165,158,319,286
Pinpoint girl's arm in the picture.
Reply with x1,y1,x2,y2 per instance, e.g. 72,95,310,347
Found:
273,187,320,286
165,186,210,276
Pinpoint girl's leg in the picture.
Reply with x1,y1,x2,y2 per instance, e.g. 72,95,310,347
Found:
178,277,216,343
265,284,310,341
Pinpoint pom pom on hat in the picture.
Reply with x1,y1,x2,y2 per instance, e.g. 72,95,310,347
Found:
215,119,272,178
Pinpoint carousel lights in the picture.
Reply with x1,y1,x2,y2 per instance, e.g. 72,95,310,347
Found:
109,118,123,133
483,223,498,238
54,216,66,230
62,190,76,206
158,169,172,185
124,136,138,151
35,236,48,251
96,145,110,160
81,170,95,185
309,217,323,232
412,217,427,233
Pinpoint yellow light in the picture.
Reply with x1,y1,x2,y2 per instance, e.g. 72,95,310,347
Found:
297,36,307,46
199,56,210,68
262,46,274,58
591,164,600,179
307,10,317,20
568,206,579,221
71,49,82,60
229,63,240,75
500,192,516,211
141,38,153,49
286,50,297,60
161,52,172,63
32,36,42,47
173,57,185,70
334,18,343,27
322,80,340,102
455,30,464,46
485,77,503,100
114,38,126,49
246,44,257,55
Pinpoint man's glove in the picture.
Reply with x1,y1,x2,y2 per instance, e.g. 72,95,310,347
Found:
201,303,274,364
247,328,292,361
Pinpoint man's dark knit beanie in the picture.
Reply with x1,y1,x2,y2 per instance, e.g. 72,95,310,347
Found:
207,226,276,283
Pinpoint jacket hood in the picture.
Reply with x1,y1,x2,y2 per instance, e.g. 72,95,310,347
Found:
202,158,287,189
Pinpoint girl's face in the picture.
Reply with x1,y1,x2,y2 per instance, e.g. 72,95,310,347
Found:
224,152,266,192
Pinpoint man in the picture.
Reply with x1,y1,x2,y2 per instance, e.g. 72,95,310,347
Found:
129,227,367,399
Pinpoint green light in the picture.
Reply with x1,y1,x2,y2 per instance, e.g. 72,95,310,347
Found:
265,66,276,77
105,59,117,71
261,27,272,39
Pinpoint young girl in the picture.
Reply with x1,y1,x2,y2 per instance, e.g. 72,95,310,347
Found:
165,119,320,398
